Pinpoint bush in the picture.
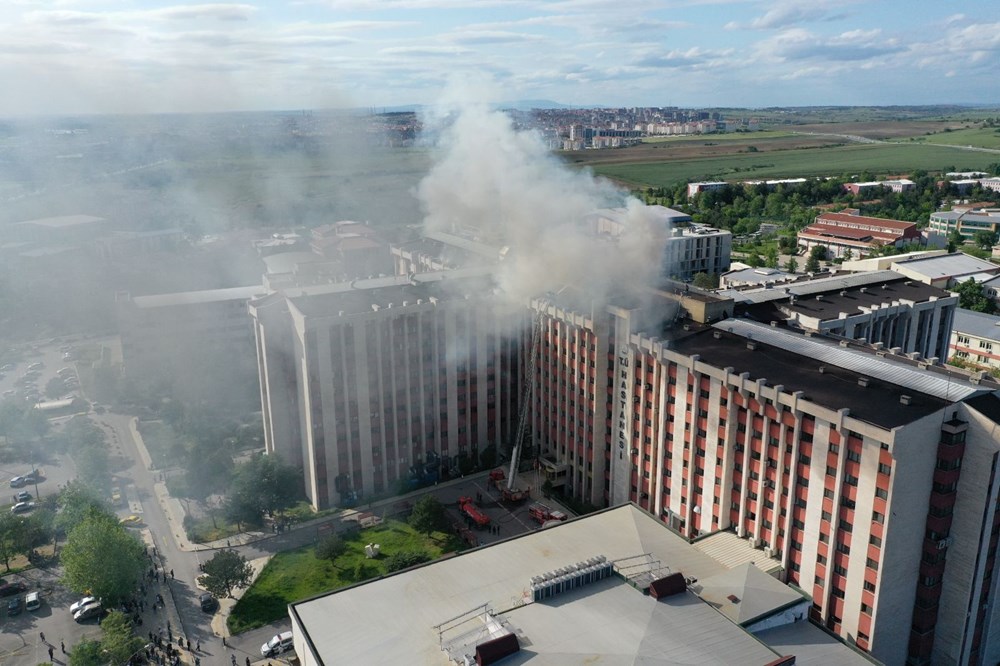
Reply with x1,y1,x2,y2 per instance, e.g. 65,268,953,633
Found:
384,551,430,573
316,535,346,561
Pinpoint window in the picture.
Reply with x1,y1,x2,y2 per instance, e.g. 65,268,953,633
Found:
869,534,882,547
864,581,876,593
847,450,861,463
799,453,811,465
861,603,873,615
818,554,827,565
821,510,832,522
875,487,888,500
832,588,845,599
836,542,851,555
826,465,837,477
819,532,829,544
829,443,840,454
834,564,848,576
867,558,880,571
815,575,824,586
872,511,884,524
824,488,835,499
878,463,892,475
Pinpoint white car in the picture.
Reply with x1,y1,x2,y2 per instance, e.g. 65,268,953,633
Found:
261,631,294,657
70,596,97,614
10,501,34,514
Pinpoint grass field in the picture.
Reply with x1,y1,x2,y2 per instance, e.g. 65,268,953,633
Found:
227,519,463,634
585,142,1000,190
642,130,796,143
900,127,1000,150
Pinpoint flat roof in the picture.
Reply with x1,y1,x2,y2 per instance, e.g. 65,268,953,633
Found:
894,252,1000,280
757,622,879,666
779,279,951,320
15,215,107,228
720,270,906,305
290,505,866,665
953,308,1000,342
669,321,988,428
817,212,915,231
131,285,267,308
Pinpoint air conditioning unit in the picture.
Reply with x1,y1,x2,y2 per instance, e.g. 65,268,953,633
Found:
764,547,775,558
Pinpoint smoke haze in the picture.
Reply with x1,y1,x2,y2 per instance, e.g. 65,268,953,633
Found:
417,91,666,308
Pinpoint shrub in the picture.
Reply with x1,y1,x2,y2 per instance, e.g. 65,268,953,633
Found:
384,551,430,573
316,535,346,561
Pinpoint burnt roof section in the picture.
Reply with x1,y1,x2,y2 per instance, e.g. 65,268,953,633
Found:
671,327,955,429
779,277,953,320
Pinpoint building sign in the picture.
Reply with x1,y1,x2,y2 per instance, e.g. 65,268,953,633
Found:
611,335,634,506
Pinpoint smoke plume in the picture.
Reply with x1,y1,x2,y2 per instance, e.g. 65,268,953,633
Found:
416,90,666,308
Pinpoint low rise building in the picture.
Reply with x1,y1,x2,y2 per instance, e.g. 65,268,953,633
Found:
797,212,920,259
289,504,875,666
950,308,1000,372
929,207,1000,239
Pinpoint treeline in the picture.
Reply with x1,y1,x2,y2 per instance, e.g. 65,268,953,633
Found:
643,167,1000,238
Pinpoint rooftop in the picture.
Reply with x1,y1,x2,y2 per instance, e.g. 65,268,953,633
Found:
15,214,107,228
777,279,952,320
953,308,1000,342
130,285,267,308
816,212,916,232
892,252,999,281
669,320,991,429
290,505,867,666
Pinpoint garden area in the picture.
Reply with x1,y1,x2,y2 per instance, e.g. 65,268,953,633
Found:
227,511,463,633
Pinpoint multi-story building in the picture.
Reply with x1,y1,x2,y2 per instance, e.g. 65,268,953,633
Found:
529,293,1000,665
929,207,1000,240
797,211,921,259
950,308,1000,373
249,269,524,509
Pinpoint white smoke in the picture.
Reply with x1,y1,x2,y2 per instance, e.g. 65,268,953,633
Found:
416,89,667,308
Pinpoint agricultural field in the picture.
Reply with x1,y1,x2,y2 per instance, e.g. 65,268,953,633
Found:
582,142,1000,190
642,130,797,143
227,519,464,633
900,127,1000,150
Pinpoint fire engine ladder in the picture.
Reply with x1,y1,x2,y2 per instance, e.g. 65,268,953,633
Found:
507,308,543,491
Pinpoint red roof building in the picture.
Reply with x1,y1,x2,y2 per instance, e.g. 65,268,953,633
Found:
797,211,920,259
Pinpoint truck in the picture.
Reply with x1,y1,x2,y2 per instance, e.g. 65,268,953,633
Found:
528,503,567,524
457,496,491,528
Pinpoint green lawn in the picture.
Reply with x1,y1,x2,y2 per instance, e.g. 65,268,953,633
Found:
227,519,464,634
589,143,1000,189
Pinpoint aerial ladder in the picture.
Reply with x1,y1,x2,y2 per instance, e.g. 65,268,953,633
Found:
491,306,543,503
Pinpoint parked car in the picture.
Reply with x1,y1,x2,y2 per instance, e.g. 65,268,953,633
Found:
15,491,31,503
73,601,103,622
9,476,26,488
70,596,97,614
260,631,294,657
7,596,22,615
119,515,143,527
199,593,218,612
0,581,25,597
10,501,34,514
25,591,40,611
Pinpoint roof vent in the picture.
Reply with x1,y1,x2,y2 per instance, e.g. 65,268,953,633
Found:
770,321,778,327
818,366,826,374
727,594,741,604
839,340,850,348
890,347,902,355
858,377,870,388
900,395,912,406
747,342,757,351
872,342,884,350
860,287,868,294
840,290,847,297
713,330,722,339
816,294,823,301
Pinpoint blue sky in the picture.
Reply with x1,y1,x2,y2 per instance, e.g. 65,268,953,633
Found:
0,0,997,115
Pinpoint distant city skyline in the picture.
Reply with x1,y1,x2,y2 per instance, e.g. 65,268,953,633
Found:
0,0,997,116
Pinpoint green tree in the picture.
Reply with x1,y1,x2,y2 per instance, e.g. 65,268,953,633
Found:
948,229,965,253
68,639,104,666
691,272,717,289
745,250,763,268
98,611,145,666
55,481,112,537
316,534,346,561
973,230,999,250
804,253,820,273
199,549,253,599
226,455,301,524
955,278,998,314
764,245,779,269
61,513,145,605
0,511,27,571
784,257,799,273
409,495,446,535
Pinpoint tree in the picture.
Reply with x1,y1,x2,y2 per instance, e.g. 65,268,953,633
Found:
691,272,717,289
61,513,145,605
955,278,998,314
974,230,999,250
68,639,104,666
409,495,446,535
316,534,346,561
199,549,253,599
0,511,27,571
226,455,301,525
764,245,779,269
804,253,820,273
947,229,964,253
55,481,112,537
784,257,798,273
98,611,145,666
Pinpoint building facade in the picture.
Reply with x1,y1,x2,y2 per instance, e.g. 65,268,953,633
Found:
798,212,920,259
950,309,1000,373
529,296,1000,666
250,272,524,509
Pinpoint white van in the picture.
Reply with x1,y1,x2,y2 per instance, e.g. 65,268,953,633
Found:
260,631,294,657
25,591,41,611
